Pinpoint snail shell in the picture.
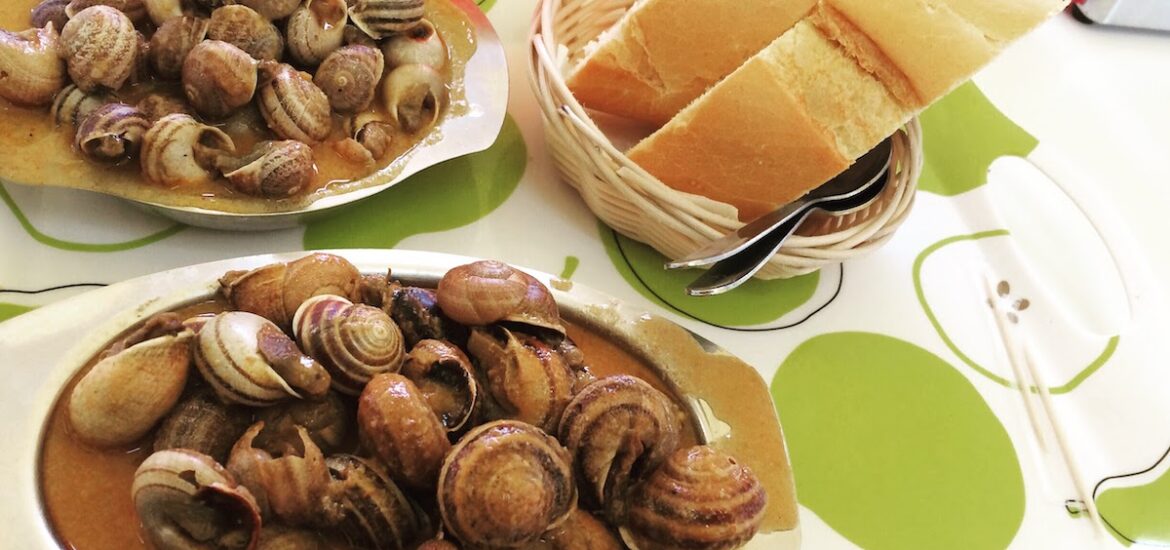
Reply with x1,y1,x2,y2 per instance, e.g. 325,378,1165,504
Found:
219,253,363,330
341,112,394,162
467,326,575,432
150,15,209,81
357,373,452,491
343,24,378,48
209,5,284,61
293,294,406,395
558,375,683,519
75,102,151,163
401,339,479,433
227,422,337,526
31,0,70,31
314,45,384,114
143,0,182,26
237,0,302,20
59,6,138,93
183,40,259,120
153,388,253,464
66,0,146,23
326,454,430,550
141,113,236,187
133,449,262,550
67,331,192,447
349,0,425,40
437,260,565,335
50,84,112,127
533,508,624,550
257,61,333,144
382,63,447,134
382,19,446,71
255,391,351,455
136,92,192,122
285,0,347,67
222,140,316,198
193,311,331,407
621,446,767,550
438,420,577,548
256,526,331,550
386,285,466,350
0,25,66,107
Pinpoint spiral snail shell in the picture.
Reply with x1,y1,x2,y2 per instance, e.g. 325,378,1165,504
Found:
50,84,111,127
437,260,566,336
222,140,317,198
208,5,284,61
326,454,430,550
219,253,363,331
382,19,447,71
257,61,333,144
65,0,147,23
357,373,452,491
140,113,236,187
142,0,182,26
621,446,767,550
135,92,192,122
255,391,351,455
31,0,70,31
153,388,253,464
438,420,577,548
237,0,302,21
293,295,406,395
382,63,448,134
182,40,259,120
385,284,466,349
285,0,348,67
314,45,384,114
401,339,479,433
227,422,336,526
59,6,139,93
536,508,624,550
349,0,425,40
150,16,209,81
467,326,576,432
75,103,151,163
0,25,66,107
340,112,394,163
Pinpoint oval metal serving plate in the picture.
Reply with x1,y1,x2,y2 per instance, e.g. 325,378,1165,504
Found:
0,250,800,548
0,0,507,231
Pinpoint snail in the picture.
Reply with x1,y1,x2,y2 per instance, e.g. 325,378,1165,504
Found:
140,113,236,187
293,294,406,395
437,260,566,336
401,339,480,433
50,85,112,127
357,373,452,491
221,140,317,198
314,45,384,114
74,103,151,164
150,15,209,81
338,113,395,164
218,253,363,331
349,0,425,40
142,0,182,26
208,5,284,61
153,388,253,464
326,454,431,549
182,40,259,120
236,0,302,20
0,25,66,107
65,0,147,23
534,508,624,550
467,325,576,433
285,0,347,67
135,92,192,122
227,422,337,526
438,420,577,548
31,0,70,31
256,61,333,144
254,391,351,455
384,284,467,349
59,6,138,93
382,19,447,71
382,63,448,134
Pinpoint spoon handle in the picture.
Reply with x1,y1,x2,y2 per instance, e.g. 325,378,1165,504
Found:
683,207,816,296
666,197,811,269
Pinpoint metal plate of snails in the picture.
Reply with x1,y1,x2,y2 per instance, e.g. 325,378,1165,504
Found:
0,0,507,230
1,250,799,549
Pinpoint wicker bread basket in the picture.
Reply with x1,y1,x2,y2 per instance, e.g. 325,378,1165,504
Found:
528,0,923,280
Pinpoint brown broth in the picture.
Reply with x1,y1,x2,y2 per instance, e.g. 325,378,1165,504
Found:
40,307,698,549
0,0,476,214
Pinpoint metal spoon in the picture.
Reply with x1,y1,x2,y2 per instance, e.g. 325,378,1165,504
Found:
665,137,894,296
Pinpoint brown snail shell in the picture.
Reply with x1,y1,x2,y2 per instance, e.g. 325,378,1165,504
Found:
529,508,624,550
75,102,151,163
0,25,66,107
382,63,448,134
467,326,575,432
136,92,192,122
385,284,467,350
66,0,146,23
133,449,262,550
438,420,577,548
153,388,253,464
150,15,209,81
219,252,363,330
285,0,348,67
59,6,138,93
50,84,112,127
256,526,332,550
67,330,192,447
193,311,332,407
437,260,566,335
343,24,378,48
314,45,384,114
341,112,394,163
254,390,351,455
227,422,337,526
349,0,425,40
401,339,479,433
326,454,430,550
237,0,302,21
222,140,316,198
558,375,683,520
143,0,182,26
141,113,236,187
621,446,767,550
382,19,447,71
31,0,70,31
209,5,284,61
293,294,406,395
257,61,333,144
183,40,259,120
357,373,451,491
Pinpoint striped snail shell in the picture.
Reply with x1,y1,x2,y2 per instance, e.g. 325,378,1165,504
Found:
382,19,447,71
467,326,575,433
140,113,235,187
153,387,252,464
257,61,333,144
438,420,577,548
401,339,479,433
222,140,316,198
59,6,139,93
314,45,384,114
293,294,406,395
0,25,66,107
226,422,336,526
326,454,431,550
150,15,209,81
349,0,425,40
65,0,147,24
50,84,112,127
381,63,447,134
208,5,284,61
437,260,565,336
620,446,768,550
219,253,363,330
182,40,259,120
285,0,347,67
237,0,302,20
357,373,451,491
75,103,151,163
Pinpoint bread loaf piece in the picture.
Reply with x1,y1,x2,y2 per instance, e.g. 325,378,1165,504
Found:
566,0,817,126
627,0,1067,221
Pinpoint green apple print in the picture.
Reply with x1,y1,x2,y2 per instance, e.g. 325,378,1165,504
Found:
599,225,820,328
917,82,1039,196
1095,448,1170,546
772,332,1025,549
476,0,497,11
303,115,525,249
0,303,33,323
0,185,185,252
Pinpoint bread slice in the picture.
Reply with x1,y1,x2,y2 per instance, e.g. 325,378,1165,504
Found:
566,0,817,126
627,0,1067,221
